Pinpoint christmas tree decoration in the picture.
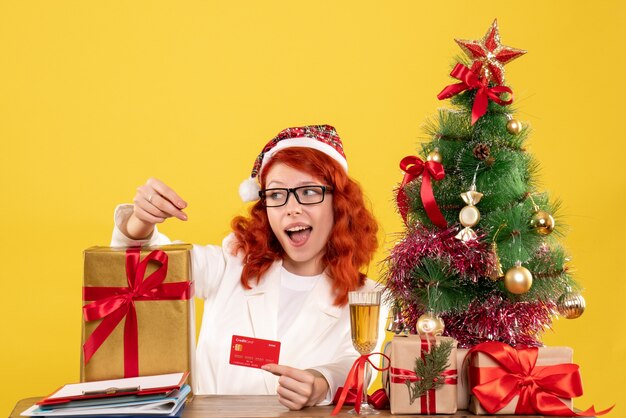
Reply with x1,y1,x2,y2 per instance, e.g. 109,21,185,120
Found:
385,22,585,348
504,262,533,294
506,115,523,134
437,63,514,125
528,194,555,235
455,169,483,241
472,143,490,160
530,210,555,235
433,316,445,335
441,295,553,347
387,303,407,334
557,287,586,319
487,242,504,280
456,166,483,241
416,312,445,335
427,148,443,163
454,19,527,85
397,154,447,229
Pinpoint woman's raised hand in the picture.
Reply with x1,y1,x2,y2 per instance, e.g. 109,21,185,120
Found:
125,178,188,239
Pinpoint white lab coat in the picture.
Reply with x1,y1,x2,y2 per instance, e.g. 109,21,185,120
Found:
111,205,387,402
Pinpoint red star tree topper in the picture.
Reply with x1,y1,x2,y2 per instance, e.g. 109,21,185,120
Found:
455,19,526,85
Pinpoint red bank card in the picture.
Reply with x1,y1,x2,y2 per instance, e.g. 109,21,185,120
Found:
229,335,281,369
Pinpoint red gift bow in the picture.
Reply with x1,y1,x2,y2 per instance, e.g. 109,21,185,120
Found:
332,388,389,410
82,248,194,377
437,63,513,125
468,341,614,416
397,156,447,229
331,352,390,415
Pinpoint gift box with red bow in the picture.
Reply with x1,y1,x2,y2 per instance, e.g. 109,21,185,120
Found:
80,245,195,388
388,335,458,414
468,341,612,416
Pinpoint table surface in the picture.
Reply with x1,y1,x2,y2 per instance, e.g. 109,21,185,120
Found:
9,396,587,418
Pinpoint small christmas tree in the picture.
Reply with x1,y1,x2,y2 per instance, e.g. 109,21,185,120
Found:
384,20,586,348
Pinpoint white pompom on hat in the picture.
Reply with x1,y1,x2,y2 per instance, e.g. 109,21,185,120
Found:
239,125,348,202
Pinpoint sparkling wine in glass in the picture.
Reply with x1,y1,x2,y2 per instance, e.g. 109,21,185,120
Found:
348,290,381,415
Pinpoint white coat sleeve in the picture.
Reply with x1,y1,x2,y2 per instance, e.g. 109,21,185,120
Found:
190,239,230,300
110,204,172,247
110,204,230,300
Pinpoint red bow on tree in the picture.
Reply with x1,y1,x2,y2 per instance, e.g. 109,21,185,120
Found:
397,156,447,229
437,63,513,125
468,341,613,416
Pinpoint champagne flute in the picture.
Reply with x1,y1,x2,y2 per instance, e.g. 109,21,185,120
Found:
348,290,381,415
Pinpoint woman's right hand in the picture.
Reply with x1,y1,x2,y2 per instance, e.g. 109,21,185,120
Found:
125,178,188,240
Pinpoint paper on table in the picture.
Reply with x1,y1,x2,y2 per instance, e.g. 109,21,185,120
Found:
21,385,190,416
38,394,168,411
45,373,187,400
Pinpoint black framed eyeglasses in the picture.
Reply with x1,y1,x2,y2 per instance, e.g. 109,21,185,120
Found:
259,185,333,207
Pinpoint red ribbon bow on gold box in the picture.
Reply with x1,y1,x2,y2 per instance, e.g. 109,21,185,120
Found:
468,341,613,416
82,248,193,378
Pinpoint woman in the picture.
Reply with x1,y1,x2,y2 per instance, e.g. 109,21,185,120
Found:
111,125,385,410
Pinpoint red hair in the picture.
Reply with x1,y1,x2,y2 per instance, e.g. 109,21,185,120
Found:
231,148,379,306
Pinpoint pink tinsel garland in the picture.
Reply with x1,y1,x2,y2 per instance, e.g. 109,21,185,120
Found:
384,225,556,347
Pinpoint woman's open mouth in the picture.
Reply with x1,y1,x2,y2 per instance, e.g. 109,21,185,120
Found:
285,225,312,246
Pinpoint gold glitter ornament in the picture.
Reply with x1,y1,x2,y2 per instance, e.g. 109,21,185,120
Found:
506,119,523,135
455,183,483,241
416,312,445,335
487,242,504,280
504,261,533,294
387,304,406,334
427,148,443,163
557,288,586,319
530,210,555,235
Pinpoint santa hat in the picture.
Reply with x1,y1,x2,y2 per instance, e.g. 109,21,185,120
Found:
239,125,348,202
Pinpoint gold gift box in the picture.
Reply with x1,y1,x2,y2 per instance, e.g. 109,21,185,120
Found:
469,346,574,415
81,244,195,390
388,335,458,414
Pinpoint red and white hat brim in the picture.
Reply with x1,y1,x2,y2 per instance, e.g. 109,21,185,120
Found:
261,136,348,173
239,136,348,202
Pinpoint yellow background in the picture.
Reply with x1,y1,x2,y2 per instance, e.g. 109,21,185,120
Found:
1,1,624,415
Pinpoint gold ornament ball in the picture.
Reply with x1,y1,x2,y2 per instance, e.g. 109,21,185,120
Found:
530,210,555,235
416,313,444,335
427,149,443,163
459,205,481,227
433,316,445,336
557,290,586,319
504,265,533,294
506,119,523,135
